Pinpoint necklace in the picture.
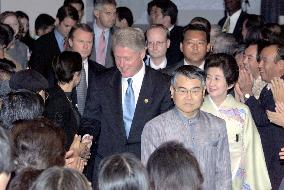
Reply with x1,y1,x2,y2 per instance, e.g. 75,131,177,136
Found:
66,95,72,103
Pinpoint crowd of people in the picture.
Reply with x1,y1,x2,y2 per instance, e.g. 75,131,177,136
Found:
0,0,284,189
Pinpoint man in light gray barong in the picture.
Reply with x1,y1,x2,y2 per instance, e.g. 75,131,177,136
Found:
141,65,232,190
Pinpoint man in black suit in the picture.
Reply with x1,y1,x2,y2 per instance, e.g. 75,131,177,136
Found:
218,0,247,42
150,0,183,65
29,5,79,87
81,27,174,186
87,0,117,68
68,23,105,116
239,43,284,189
163,24,210,76
68,24,104,180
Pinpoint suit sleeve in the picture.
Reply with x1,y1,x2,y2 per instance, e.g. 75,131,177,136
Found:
245,96,273,127
159,77,174,113
80,78,101,138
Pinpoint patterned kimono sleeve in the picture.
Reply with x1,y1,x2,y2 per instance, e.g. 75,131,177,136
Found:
243,108,271,190
216,120,233,190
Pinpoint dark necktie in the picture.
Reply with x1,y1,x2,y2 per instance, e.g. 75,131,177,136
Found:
77,65,87,115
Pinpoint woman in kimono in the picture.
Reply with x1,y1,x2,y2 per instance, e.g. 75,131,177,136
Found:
201,53,271,190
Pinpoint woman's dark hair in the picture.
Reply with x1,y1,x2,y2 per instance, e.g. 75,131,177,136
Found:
147,141,203,190
30,166,91,190
52,51,82,83
204,53,239,86
8,168,43,190
98,153,150,190
0,23,14,48
0,126,14,174
116,7,134,27
0,90,44,129
11,118,66,172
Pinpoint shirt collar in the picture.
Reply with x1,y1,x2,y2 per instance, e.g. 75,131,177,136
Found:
173,106,201,126
122,62,145,84
184,59,205,70
228,9,242,20
149,58,167,70
93,21,110,33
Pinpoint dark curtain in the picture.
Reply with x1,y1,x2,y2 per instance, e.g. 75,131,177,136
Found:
261,0,284,23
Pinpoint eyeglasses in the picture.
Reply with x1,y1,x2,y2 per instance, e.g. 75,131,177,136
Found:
147,41,167,48
173,87,203,96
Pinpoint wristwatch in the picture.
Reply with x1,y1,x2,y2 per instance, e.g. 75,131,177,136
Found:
244,93,250,100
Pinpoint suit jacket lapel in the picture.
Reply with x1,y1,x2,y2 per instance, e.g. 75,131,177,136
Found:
106,70,126,138
129,67,154,140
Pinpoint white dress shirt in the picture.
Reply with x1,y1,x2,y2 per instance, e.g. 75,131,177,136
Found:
150,58,167,70
227,9,242,34
121,62,145,107
184,59,205,70
93,21,110,58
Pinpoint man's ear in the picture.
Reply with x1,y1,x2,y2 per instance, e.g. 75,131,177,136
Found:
166,39,171,49
202,87,206,98
170,85,174,98
68,38,73,48
180,42,183,53
94,9,99,18
277,60,284,72
55,18,59,26
206,42,211,52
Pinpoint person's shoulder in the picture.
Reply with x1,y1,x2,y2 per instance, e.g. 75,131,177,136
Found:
88,60,106,72
162,60,183,76
200,110,226,126
146,66,171,81
144,109,174,128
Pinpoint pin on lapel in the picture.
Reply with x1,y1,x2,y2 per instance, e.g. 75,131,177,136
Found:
144,98,149,104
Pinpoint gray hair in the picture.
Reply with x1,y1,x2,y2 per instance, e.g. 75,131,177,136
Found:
112,27,146,52
171,65,206,87
212,33,238,55
94,0,116,10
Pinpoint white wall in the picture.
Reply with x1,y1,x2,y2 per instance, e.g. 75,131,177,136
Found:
0,0,261,36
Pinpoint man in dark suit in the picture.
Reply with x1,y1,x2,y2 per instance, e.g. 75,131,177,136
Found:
68,23,105,181
144,24,172,70
163,24,210,76
29,5,79,87
239,43,284,189
218,0,247,42
81,27,174,186
150,0,183,66
68,23,105,116
87,0,116,68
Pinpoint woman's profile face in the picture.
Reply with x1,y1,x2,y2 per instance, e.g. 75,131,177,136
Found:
3,15,19,36
205,67,229,101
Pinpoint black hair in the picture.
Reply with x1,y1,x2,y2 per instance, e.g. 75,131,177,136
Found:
116,7,133,27
204,53,239,86
56,5,79,23
182,24,210,43
34,14,55,35
98,153,150,190
52,51,82,83
147,141,203,190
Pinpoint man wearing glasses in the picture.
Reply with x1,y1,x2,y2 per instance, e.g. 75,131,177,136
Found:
144,24,171,70
141,65,232,190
